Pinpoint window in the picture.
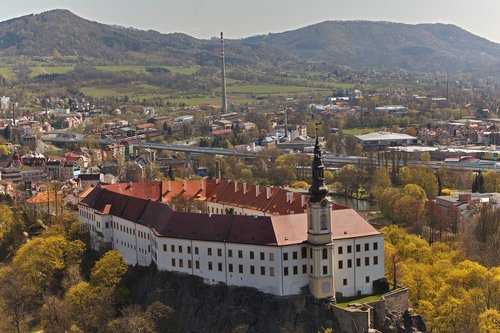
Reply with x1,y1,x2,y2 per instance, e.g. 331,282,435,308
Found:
228,249,233,257
292,251,298,260
302,264,307,274
218,263,223,271
322,248,328,259
229,264,233,273
171,245,175,252
260,266,265,275
365,243,369,251
208,262,213,270
374,242,378,250
250,251,255,259
338,246,343,255
348,259,352,268
270,267,275,276
269,253,274,261
217,249,222,257
260,252,265,260
310,248,313,258
238,250,243,258
284,267,289,276
178,245,183,253
283,253,288,261
179,259,183,268
343,278,348,286
347,245,352,253
195,247,199,255
310,265,313,274
323,266,328,275
171,258,176,267
301,247,307,259
163,244,167,252
188,260,192,269
356,258,361,267
320,214,327,230
239,264,243,273
250,265,255,274
195,261,200,269
356,244,361,252
366,276,370,283
374,256,378,265
105,222,109,228
338,260,343,269
208,248,212,256
365,257,370,266
187,246,191,254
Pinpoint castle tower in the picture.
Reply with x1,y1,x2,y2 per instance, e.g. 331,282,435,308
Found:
307,124,336,300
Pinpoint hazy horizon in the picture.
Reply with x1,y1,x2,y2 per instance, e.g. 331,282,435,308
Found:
0,0,499,43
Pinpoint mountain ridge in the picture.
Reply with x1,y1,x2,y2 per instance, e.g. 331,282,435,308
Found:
0,9,499,74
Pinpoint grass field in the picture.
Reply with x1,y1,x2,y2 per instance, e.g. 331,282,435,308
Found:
93,65,198,75
336,295,382,308
0,67,15,80
30,65,75,77
342,127,382,135
225,84,330,94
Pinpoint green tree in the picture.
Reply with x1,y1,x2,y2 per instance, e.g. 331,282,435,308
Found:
90,250,128,290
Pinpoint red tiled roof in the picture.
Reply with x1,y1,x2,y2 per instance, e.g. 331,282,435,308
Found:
80,186,379,246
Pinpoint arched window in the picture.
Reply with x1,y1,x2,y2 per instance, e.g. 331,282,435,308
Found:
320,214,327,230
308,212,313,230
322,248,328,259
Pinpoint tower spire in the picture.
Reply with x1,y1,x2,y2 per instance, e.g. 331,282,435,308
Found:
308,123,328,202
220,32,227,113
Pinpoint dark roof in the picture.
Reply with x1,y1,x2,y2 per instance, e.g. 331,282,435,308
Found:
78,173,100,181
80,186,379,246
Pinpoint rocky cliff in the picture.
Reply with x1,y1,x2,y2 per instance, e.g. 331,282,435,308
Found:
126,266,426,333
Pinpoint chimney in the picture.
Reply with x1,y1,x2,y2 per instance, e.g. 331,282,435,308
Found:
216,178,220,184
266,186,271,200
200,179,204,191
159,181,163,201
301,195,306,207
167,180,171,192
220,32,227,113
182,180,187,191
255,184,260,197
243,182,247,195
234,180,238,192
286,191,293,203
215,160,221,180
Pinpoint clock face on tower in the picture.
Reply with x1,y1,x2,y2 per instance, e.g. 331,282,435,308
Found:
320,198,329,207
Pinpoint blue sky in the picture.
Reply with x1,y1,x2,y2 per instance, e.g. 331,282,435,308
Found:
1,0,499,43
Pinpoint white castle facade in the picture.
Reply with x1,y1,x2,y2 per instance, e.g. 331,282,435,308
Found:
78,138,384,299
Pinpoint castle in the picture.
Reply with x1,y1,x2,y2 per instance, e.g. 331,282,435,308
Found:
78,136,384,299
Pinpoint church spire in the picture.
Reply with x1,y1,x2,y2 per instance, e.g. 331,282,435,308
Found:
308,123,328,203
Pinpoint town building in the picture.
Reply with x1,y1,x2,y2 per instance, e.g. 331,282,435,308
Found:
78,137,384,299
354,131,418,151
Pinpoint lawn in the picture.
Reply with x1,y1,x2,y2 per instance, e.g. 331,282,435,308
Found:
336,294,382,308
30,65,75,77
225,84,329,94
341,127,382,135
93,65,198,75
0,67,15,80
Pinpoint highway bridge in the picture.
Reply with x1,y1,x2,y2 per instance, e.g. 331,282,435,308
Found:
41,134,258,158
323,154,499,172
41,134,497,171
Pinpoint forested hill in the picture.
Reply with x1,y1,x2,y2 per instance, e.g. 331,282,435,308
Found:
0,9,293,67
1,9,500,74
245,21,500,74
